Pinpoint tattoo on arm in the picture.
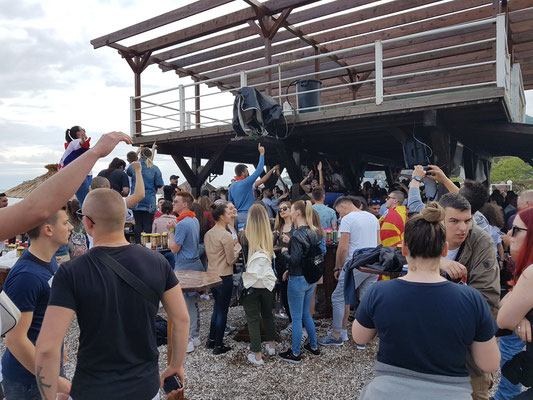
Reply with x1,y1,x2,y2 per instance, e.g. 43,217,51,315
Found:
36,366,51,400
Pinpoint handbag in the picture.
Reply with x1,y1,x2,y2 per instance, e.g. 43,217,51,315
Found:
0,286,21,335
86,248,159,307
302,231,325,284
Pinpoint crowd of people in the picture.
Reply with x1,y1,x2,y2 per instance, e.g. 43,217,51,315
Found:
0,128,533,400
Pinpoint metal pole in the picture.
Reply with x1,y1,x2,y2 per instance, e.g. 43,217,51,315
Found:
240,71,247,87
179,85,185,132
375,40,383,105
129,96,136,137
496,14,506,88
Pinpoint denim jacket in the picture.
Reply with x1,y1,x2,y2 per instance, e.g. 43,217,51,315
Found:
127,160,163,213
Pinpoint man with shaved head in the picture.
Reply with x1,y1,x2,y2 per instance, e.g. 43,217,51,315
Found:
35,188,190,400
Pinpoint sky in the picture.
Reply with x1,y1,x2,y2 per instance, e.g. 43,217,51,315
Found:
1,0,532,192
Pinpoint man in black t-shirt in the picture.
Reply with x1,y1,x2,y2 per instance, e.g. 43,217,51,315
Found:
35,188,190,400
97,157,130,196
163,175,180,201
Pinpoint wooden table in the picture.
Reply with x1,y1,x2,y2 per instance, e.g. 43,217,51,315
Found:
165,270,221,400
166,270,222,364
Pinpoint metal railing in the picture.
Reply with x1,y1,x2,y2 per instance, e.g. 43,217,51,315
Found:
130,14,517,137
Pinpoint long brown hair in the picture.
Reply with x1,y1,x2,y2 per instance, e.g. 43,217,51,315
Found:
404,202,446,259
274,200,291,231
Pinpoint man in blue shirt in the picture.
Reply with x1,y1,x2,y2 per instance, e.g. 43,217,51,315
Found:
229,143,276,227
311,187,338,230
167,191,204,353
2,206,73,399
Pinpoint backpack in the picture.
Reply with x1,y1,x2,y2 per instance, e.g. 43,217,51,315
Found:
303,232,325,284
0,284,21,336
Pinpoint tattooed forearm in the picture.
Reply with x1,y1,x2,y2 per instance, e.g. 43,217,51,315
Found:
36,366,51,400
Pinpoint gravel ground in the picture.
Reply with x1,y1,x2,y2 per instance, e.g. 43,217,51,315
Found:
1,296,502,399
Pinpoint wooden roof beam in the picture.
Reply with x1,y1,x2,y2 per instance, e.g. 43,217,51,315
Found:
91,0,235,49
163,0,488,72
153,0,381,67
131,0,319,54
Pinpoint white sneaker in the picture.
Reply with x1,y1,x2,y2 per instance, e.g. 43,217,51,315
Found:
186,340,195,353
280,325,292,336
265,343,276,356
192,337,201,347
247,353,264,366
328,329,349,341
356,343,366,350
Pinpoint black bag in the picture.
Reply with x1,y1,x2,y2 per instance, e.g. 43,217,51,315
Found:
303,237,325,284
155,315,167,346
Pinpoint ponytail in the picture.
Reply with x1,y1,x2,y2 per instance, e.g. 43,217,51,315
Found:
293,200,318,232
65,125,82,143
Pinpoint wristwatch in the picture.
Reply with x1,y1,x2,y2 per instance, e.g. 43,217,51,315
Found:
411,176,422,182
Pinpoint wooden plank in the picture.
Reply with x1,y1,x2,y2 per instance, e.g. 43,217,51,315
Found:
131,0,319,54
509,0,533,12
90,0,234,49
167,0,489,72
203,4,494,84
153,0,380,65
509,7,533,23
186,0,458,73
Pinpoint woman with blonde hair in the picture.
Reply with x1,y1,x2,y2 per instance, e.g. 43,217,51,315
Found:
128,146,163,243
279,200,322,363
239,204,277,365
353,203,499,400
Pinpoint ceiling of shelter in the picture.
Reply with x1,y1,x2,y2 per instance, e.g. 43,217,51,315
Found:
92,0,533,93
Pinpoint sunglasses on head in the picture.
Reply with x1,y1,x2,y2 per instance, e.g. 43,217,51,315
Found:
512,226,528,237
370,199,381,205
76,209,96,225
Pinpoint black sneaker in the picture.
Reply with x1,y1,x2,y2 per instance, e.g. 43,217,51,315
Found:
205,339,215,349
304,343,320,356
279,349,301,364
213,345,231,355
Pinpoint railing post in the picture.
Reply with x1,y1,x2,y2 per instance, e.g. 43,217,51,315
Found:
375,40,383,105
240,71,247,88
179,85,185,132
129,96,136,137
496,14,506,88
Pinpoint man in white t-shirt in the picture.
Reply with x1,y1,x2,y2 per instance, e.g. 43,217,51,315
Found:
319,196,380,347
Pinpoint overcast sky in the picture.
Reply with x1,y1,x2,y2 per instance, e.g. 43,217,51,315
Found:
1,0,532,192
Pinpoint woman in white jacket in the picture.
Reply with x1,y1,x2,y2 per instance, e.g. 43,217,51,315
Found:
240,204,277,366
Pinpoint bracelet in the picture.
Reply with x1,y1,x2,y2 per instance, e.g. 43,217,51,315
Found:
334,268,341,272
169,228,175,232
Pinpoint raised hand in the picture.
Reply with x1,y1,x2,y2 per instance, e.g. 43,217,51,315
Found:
91,132,133,158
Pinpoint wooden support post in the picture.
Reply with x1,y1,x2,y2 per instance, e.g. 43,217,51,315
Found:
134,71,142,136
171,155,198,188
278,147,302,196
265,37,272,96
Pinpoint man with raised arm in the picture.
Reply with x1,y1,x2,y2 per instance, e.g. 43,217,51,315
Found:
35,189,189,400
229,143,276,227
0,131,132,241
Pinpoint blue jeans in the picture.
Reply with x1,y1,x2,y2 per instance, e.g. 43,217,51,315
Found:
209,275,233,346
75,175,91,207
287,275,317,355
3,378,41,400
494,332,525,400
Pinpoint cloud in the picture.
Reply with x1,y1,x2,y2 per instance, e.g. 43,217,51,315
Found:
0,0,44,19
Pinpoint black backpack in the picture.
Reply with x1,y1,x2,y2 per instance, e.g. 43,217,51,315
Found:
302,232,325,284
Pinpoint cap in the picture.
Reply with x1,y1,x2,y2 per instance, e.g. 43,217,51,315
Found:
170,175,180,180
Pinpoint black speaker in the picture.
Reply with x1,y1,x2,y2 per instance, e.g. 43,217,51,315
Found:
402,137,431,168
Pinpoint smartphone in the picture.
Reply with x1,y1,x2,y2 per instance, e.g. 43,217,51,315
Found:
163,375,182,394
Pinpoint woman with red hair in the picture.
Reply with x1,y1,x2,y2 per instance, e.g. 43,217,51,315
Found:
497,206,533,398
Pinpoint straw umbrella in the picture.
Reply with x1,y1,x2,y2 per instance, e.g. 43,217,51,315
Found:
5,164,59,198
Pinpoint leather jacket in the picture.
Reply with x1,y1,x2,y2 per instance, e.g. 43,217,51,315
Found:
281,226,319,276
